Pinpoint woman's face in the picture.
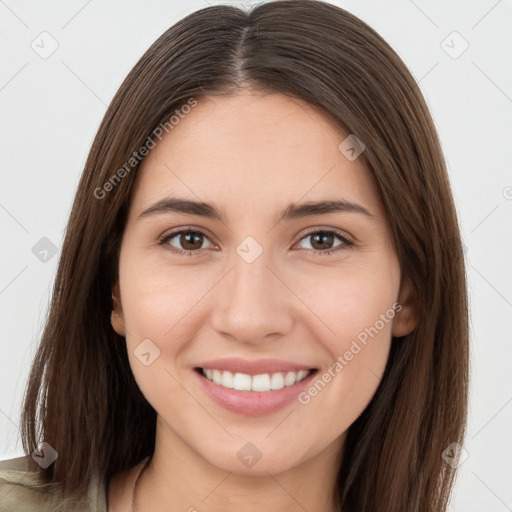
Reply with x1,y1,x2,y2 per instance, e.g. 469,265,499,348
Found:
113,90,416,475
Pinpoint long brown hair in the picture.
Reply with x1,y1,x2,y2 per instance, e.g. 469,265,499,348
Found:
19,1,469,510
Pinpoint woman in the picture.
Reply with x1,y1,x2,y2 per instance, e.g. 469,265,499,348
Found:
0,1,468,511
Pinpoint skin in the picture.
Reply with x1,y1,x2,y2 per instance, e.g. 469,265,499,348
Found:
108,89,418,512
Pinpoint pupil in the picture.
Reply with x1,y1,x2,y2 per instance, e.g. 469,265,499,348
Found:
182,232,202,250
312,232,333,250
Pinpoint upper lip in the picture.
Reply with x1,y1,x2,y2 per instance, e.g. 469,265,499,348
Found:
195,357,317,376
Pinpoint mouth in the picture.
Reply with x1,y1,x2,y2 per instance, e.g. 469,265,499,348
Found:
195,367,314,392
192,358,319,416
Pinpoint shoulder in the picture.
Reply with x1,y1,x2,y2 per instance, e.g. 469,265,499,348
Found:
0,455,107,512
0,455,54,511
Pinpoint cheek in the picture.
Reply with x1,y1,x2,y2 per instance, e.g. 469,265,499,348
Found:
119,267,199,420
119,252,205,339
118,255,220,406
296,285,397,434
295,256,400,350
290,261,398,421
331,279,398,355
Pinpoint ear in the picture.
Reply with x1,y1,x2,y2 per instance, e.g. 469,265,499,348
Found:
392,276,419,337
110,281,126,337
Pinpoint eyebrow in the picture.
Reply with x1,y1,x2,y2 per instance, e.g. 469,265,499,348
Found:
137,197,374,224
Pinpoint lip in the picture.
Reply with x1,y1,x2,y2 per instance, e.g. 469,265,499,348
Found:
193,360,318,416
195,357,316,376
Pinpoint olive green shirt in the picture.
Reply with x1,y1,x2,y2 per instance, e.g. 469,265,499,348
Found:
0,455,107,512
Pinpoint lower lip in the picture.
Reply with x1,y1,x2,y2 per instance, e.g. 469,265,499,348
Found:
194,369,317,416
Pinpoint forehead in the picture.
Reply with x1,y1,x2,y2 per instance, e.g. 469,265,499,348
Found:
129,90,382,220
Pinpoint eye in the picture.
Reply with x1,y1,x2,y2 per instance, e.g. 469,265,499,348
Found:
295,229,353,256
158,229,215,256
158,227,353,257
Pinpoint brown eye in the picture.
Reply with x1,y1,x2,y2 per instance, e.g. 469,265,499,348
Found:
160,230,214,255
296,229,352,255
179,232,204,251
310,232,336,250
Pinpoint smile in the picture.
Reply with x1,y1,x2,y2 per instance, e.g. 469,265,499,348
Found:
200,368,312,392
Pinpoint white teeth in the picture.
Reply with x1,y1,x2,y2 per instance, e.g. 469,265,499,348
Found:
252,374,271,392
270,372,285,390
212,369,222,385
284,371,297,387
233,373,252,391
297,370,309,381
201,368,311,392
221,370,234,388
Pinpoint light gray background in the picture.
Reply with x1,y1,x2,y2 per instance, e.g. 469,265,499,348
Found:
1,1,511,510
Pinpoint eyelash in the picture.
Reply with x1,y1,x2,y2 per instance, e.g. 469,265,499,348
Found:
157,227,354,257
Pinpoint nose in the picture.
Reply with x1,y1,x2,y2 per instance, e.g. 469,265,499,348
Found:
209,246,294,345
